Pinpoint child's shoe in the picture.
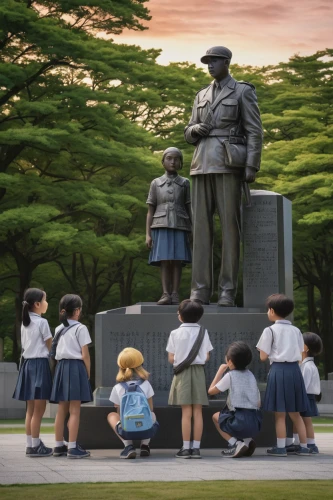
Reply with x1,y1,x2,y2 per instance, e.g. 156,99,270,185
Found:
120,444,136,459
140,444,150,457
308,444,319,454
28,440,53,458
175,447,191,459
243,439,256,457
286,444,298,454
266,446,287,457
295,446,311,456
191,448,202,459
25,447,33,456
53,444,68,457
222,441,248,458
67,444,90,459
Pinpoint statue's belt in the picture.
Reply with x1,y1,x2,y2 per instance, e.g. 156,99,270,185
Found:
207,130,246,144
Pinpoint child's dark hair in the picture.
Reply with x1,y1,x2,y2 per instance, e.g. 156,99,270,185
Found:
59,294,83,326
303,332,323,357
265,293,294,318
22,288,45,327
178,299,204,323
226,341,252,370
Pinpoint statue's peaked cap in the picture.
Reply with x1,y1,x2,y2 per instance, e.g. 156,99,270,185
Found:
201,46,232,64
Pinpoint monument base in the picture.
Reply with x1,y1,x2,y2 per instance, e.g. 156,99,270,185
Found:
78,405,283,449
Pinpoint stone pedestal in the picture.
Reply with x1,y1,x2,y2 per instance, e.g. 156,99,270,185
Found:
0,362,25,419
243,190,293,308
95,304,270,407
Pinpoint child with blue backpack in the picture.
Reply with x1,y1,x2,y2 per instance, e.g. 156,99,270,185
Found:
107,347,159,459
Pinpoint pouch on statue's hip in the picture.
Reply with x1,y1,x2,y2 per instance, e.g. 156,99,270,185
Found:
224,140,247,168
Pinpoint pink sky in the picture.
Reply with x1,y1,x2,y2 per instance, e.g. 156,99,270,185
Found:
114,0,332,67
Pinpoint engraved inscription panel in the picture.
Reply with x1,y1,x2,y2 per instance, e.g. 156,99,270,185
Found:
243,196,279,307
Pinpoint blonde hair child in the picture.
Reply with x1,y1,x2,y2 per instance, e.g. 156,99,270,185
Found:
108,348,158,459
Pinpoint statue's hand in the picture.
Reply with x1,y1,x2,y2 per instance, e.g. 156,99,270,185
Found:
192,123,211,137
244,166,256,183
146,236,153,249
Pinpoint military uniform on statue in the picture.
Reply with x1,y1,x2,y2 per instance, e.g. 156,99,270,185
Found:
185,46,263,306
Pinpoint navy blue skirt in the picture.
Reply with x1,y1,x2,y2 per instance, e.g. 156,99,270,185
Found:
116,421,160,441
12,358,52,401
148,228,191,266
301,394,319,418
50,359,93,404
263,362,309,412
218,408,263,439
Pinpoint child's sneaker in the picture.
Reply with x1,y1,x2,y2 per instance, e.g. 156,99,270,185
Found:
25,447,33,456
175,447,191,459
286,444,298,454
191,448,202,459
295,446,311,456
266,446,287,457
222,441,248,458
53,444,68,457
308,444,319,454
140,444,150,457
243,439,256,457
120,444,136,459
28,440,53,458
67,444,90,459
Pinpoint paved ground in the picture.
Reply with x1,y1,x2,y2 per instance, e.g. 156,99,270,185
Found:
0,433,333,484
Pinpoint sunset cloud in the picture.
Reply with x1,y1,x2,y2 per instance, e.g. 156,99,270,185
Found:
114,0,332,66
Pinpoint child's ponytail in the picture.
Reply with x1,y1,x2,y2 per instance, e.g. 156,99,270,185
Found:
22,288,45,327
59,294,83,326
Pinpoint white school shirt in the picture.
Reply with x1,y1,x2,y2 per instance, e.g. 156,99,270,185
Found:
21,312,52,358
109,380,154,406
55,319,92,360
256,320,304,363
300,358,321,395
166,323,213,367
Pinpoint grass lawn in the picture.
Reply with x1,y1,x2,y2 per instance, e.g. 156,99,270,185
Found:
0,481,333,500
0,419,54,425
313,426,333,433
0,427,54,434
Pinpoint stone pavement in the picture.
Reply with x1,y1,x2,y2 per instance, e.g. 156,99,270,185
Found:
0,433,333,484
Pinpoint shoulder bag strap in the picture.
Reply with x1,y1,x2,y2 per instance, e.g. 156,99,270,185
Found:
173,325,206,375
268,326,274,349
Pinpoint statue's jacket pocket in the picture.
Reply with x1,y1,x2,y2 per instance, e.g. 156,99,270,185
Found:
219,98,239,122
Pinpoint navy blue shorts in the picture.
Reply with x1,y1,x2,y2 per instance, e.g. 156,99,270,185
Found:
218,408,262,440
300,394,319,417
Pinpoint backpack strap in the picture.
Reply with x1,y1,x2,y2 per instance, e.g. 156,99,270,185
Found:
173,325,206,375
268,326,274,349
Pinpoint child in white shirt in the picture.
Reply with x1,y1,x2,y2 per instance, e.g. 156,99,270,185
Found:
289,332,323,454
166,299,213,459
108,347,158,459
257,294,310,457
12,288,53,458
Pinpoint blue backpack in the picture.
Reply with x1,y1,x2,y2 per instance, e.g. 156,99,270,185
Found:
119,380,155,439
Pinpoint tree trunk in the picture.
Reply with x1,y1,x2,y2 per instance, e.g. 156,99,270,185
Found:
307,283,320,334
319,274,333,378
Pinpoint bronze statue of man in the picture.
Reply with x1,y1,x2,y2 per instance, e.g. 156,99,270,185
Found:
185,46,263,306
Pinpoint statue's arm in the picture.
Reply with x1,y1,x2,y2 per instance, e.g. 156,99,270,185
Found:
184,95,201,145
146,204,155,249
240,85,263,172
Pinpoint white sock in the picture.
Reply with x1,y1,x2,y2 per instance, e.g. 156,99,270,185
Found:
122,440,133,446
307,438,316,445
300,442,307,449
192,440,200,449
32,437,40,447
243,438,252,446
183,441,190,450
141,439,150,445
228,437,237,446
68,441,76,449
293,433,300,445
55,441,64,447
286,437,294,446
277,438,286,448
26,435,32,447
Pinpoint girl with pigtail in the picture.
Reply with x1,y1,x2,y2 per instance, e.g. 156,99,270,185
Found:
13,288,53,457
50,294,93,459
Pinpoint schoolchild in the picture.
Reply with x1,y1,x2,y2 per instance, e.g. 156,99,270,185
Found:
146,147,192,305
50,294,93,459
13,288,53,457
166,299,213,458
256,293,310,456
288,332,323,454
107,347,158,459
208,341,262,458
